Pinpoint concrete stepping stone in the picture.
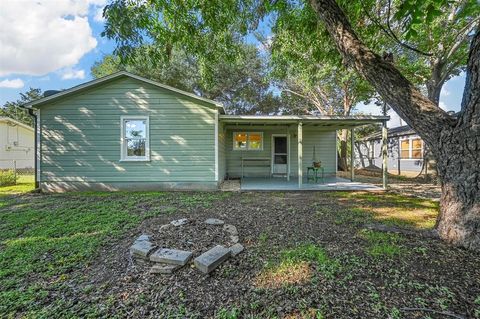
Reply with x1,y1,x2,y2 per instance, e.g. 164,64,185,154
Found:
194,245,231,274
130,240,156,258
150,263,180,274
171,218,189,226
150,248,193,266
229,243,244,256
229,235,239,244
136,234,151,242
204,218,225,225
223,224,238,235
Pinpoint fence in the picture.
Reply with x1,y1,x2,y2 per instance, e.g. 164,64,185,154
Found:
0,160,35,186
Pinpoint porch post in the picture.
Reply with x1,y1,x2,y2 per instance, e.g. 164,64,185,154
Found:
298,122,303,188
286,125,290,181
382,120,388,189
350,128,354,182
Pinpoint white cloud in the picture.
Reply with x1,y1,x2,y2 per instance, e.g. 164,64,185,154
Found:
93,6,106,22
0,0,104,77
0,78,24,89
61,68,86,80
440,88,450,97
439,101,448,110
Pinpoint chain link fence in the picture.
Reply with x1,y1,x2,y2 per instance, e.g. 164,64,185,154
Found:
0,160,35,186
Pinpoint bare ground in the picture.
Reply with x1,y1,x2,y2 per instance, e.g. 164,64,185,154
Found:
52,191,479,318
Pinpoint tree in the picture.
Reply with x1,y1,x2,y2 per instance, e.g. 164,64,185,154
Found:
92,45,280,115
365,0,479,105
103,0,480,250
0,88,41,126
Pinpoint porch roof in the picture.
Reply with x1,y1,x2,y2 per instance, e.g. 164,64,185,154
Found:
219,115,389,129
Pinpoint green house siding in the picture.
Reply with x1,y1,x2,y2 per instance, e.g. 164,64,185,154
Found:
39,77,217,191
224,126,336,178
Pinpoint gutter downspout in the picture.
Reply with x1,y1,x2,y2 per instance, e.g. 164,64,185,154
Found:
27,108,39,189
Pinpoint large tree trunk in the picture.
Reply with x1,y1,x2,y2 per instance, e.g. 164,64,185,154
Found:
310,0,480,250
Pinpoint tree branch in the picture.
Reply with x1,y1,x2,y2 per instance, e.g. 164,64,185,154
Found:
460,28,480,126
309,0,456,149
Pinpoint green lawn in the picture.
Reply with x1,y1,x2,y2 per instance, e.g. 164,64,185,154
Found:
0,186,478,318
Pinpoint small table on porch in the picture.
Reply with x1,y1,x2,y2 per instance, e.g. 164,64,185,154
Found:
307,166,325,183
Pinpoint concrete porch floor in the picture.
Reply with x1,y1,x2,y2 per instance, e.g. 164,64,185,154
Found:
240,176,382,191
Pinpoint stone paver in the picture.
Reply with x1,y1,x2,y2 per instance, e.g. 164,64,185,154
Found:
229,243,244,256
150,263,181,274
136,234,151,242
194,245,231,274
150,248,193,266
171,218,189,226
223,224,238,235
130,240,156,258
229,235,239,243
205,218,225,225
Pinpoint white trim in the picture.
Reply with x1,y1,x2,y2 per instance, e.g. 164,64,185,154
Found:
0,117,34,132
271,134,289,176
220,115,389,121
120,115,150,162
214,111,219,182
298,122,303,188
399,136,424,159
232,132,264,151
24,71,224,111
36,109,41,183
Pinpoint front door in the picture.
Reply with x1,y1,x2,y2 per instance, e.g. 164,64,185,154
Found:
272,135,288,175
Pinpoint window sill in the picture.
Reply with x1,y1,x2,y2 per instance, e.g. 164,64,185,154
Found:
120,158,151,162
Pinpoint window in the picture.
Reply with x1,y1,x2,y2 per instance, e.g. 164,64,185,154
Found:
400,139,410,159
121,116,150,161
412,138,423,159
233,132,263,150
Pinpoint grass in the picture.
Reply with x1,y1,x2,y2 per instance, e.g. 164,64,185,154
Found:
359,229,404,257
0,190,229,317
326,192,438,229
0,174,35,195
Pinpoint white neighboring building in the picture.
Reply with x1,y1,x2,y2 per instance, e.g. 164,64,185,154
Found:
0,117,34,169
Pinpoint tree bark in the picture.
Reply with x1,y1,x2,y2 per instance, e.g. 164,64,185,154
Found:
310,0,480,250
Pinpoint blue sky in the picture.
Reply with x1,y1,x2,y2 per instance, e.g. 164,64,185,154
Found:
0,1,466,128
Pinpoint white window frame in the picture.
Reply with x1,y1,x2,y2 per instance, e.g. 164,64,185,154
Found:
120,115,150,161
233,132,264,151
399,136,423,159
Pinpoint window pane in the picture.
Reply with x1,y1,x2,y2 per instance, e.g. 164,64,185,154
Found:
249,133,262,150
125,120,146,138
412,138,422,149
127,139,146,156
274,136,287,153
401,140,409,151
401,150,410,158
234,133,247,149
412,150,422,159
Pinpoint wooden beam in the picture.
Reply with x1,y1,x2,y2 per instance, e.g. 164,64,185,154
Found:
298,122,303,188
382,121,388,189
350,128,355,182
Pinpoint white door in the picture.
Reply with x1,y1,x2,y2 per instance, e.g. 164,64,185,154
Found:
272,135,288,175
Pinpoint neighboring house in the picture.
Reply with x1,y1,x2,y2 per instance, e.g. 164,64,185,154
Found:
23,72,387,191
355,125,425,173
0,117,34,170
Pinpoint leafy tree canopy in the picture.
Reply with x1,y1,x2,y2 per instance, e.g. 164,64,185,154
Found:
0,88,41,126
91,44,281,114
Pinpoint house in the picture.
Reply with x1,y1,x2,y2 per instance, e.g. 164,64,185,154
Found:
23,72,388,192
355,125,426,174
0,117,34,170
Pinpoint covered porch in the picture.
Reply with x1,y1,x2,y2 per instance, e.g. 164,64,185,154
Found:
219,115,389,191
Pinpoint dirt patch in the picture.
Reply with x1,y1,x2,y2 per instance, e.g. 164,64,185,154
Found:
15,192,479,318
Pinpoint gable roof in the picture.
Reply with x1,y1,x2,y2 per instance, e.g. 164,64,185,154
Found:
0,116,34,132
23,71,225,113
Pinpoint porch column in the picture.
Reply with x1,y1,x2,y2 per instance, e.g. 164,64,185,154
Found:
297,122,303,188
286,125,290,181
382,120,388,189
350,128,355,182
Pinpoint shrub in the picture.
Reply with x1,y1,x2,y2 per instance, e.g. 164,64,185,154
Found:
0,170,17,186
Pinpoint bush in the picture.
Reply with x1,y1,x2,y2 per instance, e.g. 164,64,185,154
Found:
0,170,17,186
